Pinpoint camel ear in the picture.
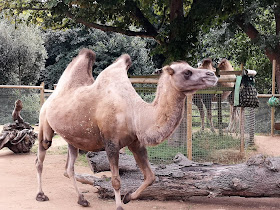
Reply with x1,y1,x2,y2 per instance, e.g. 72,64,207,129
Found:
163,66,174,75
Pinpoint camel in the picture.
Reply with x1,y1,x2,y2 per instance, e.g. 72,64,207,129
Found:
35,48,218,210
217,58,236,101
193,58,216,132
193,58,237,133
217,59,238,132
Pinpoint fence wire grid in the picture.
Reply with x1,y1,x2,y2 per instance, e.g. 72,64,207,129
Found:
0,83,264,164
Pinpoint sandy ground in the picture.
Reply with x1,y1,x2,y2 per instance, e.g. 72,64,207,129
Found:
0,126,280,210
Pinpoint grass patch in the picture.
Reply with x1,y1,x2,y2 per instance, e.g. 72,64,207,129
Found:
124,131,241,164
77,153,89,167
192,131,240,163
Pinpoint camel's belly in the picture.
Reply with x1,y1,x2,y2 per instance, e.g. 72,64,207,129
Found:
56,128,104,151
49,116,104,151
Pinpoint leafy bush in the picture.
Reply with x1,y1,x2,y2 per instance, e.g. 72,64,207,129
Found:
0,19,47,85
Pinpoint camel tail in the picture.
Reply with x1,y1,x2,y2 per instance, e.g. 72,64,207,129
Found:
38,109,55,151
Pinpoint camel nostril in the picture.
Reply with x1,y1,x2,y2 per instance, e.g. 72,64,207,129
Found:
206,72,215,76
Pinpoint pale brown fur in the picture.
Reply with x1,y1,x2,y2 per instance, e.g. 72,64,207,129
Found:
193,58,216,132
35,49,218,210
12,99,24,123
218,59,238,132
217,58,236,100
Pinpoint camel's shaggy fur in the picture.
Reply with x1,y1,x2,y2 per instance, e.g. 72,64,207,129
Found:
35,49,218,210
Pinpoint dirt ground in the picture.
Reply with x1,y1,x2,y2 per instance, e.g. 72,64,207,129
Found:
0,126,280,210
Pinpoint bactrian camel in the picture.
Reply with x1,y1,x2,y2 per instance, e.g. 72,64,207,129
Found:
193,58,216,132
35,48,218,210
217,58,238,132
193,58,237,133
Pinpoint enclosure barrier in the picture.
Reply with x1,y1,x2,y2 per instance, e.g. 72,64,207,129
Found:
0,83,45,107
130,71,257,163
0,69,266,163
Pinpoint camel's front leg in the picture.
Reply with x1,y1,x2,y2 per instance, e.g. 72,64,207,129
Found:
105,141,123,210
65,143,90,207
193,96,205,131
35,121,54,202
123,141,155,204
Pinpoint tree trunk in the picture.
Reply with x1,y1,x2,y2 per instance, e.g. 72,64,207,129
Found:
275,58,280,94
83,153,280,201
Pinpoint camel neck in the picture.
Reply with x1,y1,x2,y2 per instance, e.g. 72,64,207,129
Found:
138,73,186,146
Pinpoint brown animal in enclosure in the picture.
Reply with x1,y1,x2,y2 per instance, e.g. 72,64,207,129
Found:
217,59,238,132
35,49,218,210
217,58,236,100
12,99,24,123
193,58,216,132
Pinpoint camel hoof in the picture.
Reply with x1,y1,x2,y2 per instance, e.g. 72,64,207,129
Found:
78,195,90,207
122,191,132,204
117,206,124,210
36,192,49,202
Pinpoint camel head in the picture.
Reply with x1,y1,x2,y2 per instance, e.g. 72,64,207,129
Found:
198,58,216,71
162,61,218,95
218,58,234,71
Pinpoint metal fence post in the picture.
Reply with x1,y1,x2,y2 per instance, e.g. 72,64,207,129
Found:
187,94,193,160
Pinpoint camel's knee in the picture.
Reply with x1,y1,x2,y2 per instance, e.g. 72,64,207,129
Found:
111,175,121,191
41,139,52,150
66,167,75,178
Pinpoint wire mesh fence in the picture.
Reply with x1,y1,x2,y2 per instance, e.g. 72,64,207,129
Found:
132,83,248,164
0,88,40,125
0,82,269,164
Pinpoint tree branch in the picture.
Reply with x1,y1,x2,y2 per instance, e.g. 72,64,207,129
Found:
275,3,280,35
0,6,49,11
125,0,158,37
64,11,158,40
234,15,259,40
234,15,276,61
158,6,167,30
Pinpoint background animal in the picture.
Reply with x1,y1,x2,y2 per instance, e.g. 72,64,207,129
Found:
217,59,238,132
193,58,216,132
193,58,237,133
35,49,217,210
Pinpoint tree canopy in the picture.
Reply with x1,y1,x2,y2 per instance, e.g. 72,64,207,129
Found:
1,0,280,91
0,18,47,85
42,27,156,87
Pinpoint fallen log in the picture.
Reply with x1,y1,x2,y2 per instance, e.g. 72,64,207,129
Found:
87,151,138,173
83,152,280,200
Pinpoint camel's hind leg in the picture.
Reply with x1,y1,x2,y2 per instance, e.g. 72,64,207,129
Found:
104,141,123,210
35,121,54,202
65,143,90,207
123,141,155,204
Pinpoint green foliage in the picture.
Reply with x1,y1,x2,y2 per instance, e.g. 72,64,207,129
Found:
42,27,155,87
2,0,279,66
0,89,40,124
195,23,272,93
0,18,47,85
14,90,40,124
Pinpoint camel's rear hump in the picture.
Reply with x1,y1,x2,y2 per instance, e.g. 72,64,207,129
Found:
56,48,96,90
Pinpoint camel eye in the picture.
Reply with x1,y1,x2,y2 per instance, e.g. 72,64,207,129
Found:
183,70,192,80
